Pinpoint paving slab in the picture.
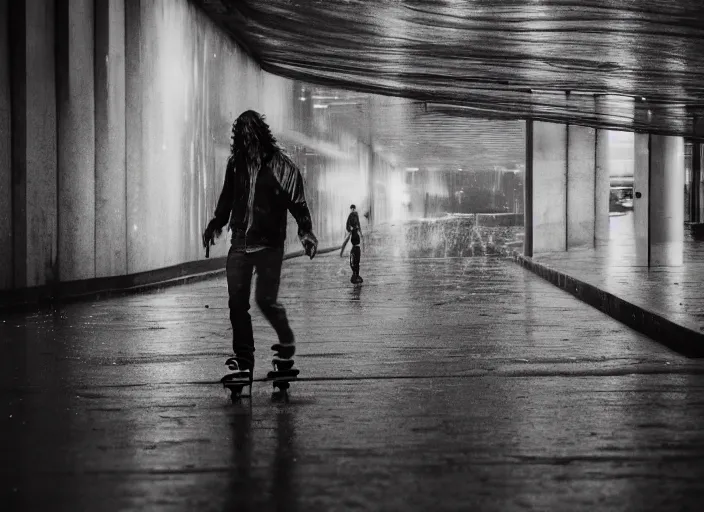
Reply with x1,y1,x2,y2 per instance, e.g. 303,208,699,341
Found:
528,212,704,355
3,251,704,511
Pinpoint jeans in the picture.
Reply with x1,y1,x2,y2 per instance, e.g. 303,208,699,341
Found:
350,245,361,274
226,246,294,370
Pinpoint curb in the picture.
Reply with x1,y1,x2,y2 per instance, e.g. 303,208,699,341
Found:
505,249,704,358
0,246,340,314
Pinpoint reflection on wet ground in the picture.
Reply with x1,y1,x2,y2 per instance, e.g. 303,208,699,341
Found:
365,214,523,258
2,243,704,511
536,212,704,332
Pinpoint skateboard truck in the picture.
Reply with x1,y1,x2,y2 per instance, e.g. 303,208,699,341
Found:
268,358,299,402
221,357,252,402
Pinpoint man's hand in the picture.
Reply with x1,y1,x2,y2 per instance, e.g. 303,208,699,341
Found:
202,219,222,257
300,232,318,260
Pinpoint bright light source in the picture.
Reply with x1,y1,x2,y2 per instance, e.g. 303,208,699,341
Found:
405,167,419,171
313,104,328,109
299,97,306,101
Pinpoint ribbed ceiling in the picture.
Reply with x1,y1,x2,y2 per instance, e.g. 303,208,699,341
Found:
192,0,704,167
309,90,526,170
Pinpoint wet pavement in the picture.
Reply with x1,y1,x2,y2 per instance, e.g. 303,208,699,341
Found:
536,212,704,334
3,250,704,511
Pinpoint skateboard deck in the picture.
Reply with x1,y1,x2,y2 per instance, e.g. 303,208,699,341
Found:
222,368,300,402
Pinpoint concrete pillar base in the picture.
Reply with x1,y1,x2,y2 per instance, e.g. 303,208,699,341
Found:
650,242,684,267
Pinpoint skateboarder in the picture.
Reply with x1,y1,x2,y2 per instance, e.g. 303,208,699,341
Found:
346,204,363,283
202,110,318,386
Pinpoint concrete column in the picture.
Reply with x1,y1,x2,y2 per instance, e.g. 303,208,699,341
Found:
698,143,704,224
56,0,96,281
10,0,58,288
567,125,597,248
594,95,618,246
95,0,127,277
650,135,684,266
691,140,701,224
633,132,649,266
0,0,11,289
532,121,567,253
524,120,533,256
124,0,142,274
594,129,611,246
367,97,375,226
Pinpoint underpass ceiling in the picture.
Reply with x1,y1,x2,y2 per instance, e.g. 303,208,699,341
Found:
193,0,704,168
306,90,526,170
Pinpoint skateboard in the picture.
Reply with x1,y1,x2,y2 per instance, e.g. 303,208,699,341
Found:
221,363,300,402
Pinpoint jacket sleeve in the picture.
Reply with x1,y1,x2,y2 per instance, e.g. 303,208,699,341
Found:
212,157,235,229
275,154,314,236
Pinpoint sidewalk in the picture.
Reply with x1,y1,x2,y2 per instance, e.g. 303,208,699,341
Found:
3,250,704,511
521,212,704,357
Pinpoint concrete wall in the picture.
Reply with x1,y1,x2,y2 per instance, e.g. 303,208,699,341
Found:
131,1,313,270
0,0,11,289
95,0,127,278
10,0,58,288
124,0,142,277
56,0,96,281
125,0,401,271
3,0,400,291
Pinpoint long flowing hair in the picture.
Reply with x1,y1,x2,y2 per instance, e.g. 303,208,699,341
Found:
229,110,278,175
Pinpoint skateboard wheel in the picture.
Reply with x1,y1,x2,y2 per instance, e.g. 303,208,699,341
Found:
224,382,249,402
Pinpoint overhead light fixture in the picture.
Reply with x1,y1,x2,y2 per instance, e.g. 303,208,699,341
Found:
405,167,419,171
313,104,328,109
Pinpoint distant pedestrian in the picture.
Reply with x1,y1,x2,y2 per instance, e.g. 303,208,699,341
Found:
345,204,363,284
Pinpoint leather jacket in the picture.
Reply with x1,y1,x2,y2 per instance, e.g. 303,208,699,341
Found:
212,149,314,252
